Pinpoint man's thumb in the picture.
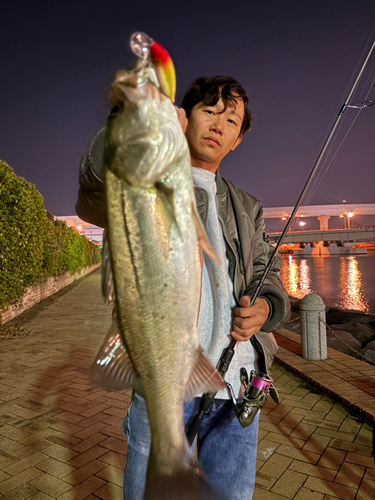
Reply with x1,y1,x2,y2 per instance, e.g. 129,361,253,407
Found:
240,295,251,308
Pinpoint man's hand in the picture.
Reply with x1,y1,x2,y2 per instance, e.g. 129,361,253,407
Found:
231,296,270,342
174,106,188,133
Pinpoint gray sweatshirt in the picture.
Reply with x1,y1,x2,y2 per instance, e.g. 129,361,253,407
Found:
192,167,255,399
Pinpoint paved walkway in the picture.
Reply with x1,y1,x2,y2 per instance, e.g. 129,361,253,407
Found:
0,270,374,499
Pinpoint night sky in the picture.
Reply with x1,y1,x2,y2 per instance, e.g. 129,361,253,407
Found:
1,1,375,219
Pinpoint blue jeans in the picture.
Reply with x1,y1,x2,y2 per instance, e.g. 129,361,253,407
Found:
123,392,259,500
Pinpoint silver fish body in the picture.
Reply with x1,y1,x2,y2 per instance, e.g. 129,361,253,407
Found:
91,67,224,499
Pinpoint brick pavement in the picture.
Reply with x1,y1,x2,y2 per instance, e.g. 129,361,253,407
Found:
253,365,374,499
273,329,375,424
0,270,374,499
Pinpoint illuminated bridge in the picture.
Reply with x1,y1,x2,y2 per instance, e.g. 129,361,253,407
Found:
268,227,375,244
263,203,375,230
56,204,375,249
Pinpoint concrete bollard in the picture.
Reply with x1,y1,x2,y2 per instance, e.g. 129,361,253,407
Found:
300,293,327,360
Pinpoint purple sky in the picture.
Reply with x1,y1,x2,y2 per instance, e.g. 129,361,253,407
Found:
1,0,375,218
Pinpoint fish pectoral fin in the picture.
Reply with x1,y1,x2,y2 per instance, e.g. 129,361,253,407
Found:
90,320,143,394
155,181,178,227
191,203,220,265
184,346,226,400
155,182,180,257
101,231,115,304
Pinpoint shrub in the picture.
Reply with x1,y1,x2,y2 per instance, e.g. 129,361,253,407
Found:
0,160,101,313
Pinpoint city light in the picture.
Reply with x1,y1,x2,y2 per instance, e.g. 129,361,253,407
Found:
340,215,344,218
299,221,306,226
348,212,354,218
282,217,287,220
76,225,82,231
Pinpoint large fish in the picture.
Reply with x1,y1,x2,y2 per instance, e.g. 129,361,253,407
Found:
91,33,225,499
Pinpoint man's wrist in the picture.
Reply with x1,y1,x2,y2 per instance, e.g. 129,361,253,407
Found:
259,296,273,323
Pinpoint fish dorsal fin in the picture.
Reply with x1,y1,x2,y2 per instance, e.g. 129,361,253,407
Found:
90,320,143,394
101,231,115,304
191,203,220,265
184,346,226,400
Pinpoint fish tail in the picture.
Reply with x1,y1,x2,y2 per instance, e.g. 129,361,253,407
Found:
143,467,227,500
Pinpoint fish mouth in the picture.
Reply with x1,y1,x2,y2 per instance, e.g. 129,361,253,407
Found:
204,136,220,147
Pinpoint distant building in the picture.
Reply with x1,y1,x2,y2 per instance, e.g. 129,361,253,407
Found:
55,215,104,244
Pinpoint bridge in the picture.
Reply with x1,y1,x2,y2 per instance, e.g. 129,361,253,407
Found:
56,203,375,247
263,203,375,230
269,227,375,244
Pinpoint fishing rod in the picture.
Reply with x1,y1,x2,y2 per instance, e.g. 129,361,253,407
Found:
186,39,375,446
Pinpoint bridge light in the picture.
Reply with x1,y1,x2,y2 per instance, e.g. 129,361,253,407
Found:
348,212,354,218
282,217,287,220
340,215,344,218
299,221,306,226
76,225,82,231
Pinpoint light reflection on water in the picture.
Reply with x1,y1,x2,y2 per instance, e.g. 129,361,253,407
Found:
280,254,375,313
281,256,312,299
338,257,369,312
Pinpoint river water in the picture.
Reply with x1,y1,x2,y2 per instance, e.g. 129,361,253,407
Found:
279,253,375,314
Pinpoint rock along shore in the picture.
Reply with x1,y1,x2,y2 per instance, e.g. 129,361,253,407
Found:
287,296,375,363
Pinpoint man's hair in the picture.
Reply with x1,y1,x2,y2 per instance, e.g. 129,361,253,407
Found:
181,76,253,137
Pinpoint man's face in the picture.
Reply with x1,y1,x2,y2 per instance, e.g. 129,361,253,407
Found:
185,96,244,170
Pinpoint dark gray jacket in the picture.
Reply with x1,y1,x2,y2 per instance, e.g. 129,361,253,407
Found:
76,129,290,378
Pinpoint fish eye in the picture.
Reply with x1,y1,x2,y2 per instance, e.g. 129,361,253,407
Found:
109,103,122,116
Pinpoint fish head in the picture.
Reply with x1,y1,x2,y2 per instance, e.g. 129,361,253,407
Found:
104,66,186,188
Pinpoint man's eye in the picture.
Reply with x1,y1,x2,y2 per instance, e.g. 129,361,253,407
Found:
205,110,214,115
228,119,236,125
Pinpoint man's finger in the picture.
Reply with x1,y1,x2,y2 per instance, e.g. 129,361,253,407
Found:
234,306,254,318
239,295,251,308
231,329,251,341
231,326,258,342
233,316,258,329
231,332,251,342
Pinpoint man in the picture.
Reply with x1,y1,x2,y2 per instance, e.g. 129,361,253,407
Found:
76,75,290,500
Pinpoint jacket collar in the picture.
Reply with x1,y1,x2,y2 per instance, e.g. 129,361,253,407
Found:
194,186,207,208
215,170,228,197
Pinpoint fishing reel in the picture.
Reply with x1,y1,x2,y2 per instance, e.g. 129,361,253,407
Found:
226,369,274,428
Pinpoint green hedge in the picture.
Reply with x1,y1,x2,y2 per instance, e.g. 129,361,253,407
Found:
0,160,101,313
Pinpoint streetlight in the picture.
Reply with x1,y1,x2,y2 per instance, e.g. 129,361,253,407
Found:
347,212,353,229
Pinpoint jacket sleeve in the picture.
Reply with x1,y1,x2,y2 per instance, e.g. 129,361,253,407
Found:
244,203,291,331
75,128,107,228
